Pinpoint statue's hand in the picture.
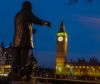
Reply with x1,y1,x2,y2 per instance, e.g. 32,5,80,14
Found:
47,22,51,28
43,21,51,28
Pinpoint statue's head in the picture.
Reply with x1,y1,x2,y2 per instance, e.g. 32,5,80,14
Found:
22,1,32,11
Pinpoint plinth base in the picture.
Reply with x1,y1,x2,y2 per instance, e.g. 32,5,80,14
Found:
8,72,41,84
10,78,41,84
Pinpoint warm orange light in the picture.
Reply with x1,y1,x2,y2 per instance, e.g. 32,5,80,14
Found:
67,64,70,68
83,66,85,68
4,65,11,68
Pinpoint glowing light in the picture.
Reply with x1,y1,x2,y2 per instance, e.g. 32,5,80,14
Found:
87,66,89,69
67,65,70,68
0,73,8,77
0,74,4,76
66,38,68,42
92,68,95,71
75,66,78,68
57,32,67,37
56,66,58,69
58,36,63,42
71,66,74,68
4,65,11,68
58,67,62,72
3,74,8,77
79,66,81,68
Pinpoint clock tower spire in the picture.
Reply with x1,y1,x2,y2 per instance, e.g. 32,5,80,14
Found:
59,21,65,32
56,21,68,77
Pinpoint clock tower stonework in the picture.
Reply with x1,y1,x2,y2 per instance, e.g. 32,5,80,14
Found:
56,21,68,76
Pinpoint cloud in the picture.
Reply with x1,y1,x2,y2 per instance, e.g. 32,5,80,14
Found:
72,15,100,25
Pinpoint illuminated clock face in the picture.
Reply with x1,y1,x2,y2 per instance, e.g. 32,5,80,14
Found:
58,36,63,42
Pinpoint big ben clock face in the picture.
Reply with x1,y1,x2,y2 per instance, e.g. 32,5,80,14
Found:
58,36,63,42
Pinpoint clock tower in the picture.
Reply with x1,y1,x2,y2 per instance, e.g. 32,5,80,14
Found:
56,21,68,76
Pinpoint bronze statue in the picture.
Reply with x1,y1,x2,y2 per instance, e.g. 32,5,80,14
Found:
14,1,51,48
13,1,51,74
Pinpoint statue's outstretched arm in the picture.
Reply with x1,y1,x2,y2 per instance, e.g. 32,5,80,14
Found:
30,13,51,28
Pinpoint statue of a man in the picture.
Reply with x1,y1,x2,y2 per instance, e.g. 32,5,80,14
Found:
13,1,51,71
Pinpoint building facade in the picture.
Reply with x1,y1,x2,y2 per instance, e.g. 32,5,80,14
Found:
0,42,37,77
66,58,100,80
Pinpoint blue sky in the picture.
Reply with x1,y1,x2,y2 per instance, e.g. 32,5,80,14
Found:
0,0,100,68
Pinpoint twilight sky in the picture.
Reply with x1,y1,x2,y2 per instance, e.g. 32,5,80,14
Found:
0,0,100,68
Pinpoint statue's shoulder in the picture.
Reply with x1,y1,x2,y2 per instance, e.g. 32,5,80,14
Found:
15,10,22,18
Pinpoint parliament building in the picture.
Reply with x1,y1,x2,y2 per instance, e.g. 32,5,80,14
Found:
55,21,100,80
